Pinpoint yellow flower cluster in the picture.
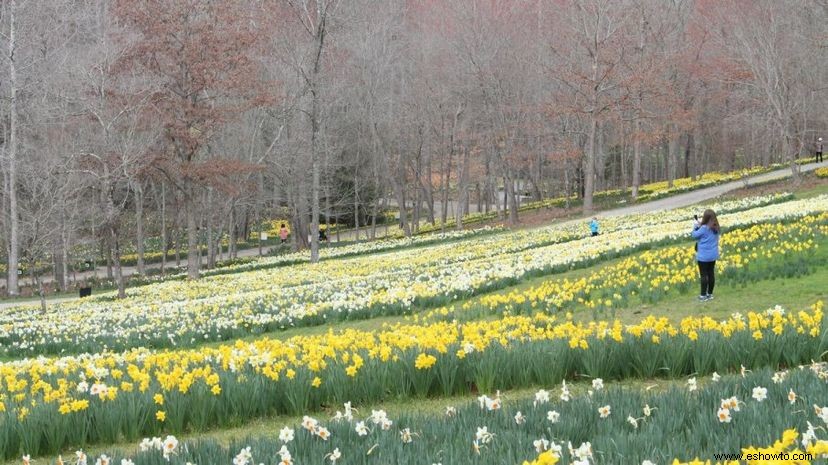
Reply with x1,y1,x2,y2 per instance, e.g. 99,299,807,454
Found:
472,215,825,316
0,302,822,423
522,450,560,465
671,428,828,464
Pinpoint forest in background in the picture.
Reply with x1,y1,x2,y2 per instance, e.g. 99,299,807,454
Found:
1,0,827,297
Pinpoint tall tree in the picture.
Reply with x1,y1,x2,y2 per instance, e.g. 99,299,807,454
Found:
701,0,825,181
282,0,341,262
113,0,266,278
0,0,20,296
549,0,630,213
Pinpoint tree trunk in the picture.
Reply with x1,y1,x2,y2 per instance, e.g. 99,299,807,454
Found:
134,183,145,276
667,125,679,188
52,235,65,292
390,158,410,237
370,197,378,240
504,172,519,224
258,173,265,257
583,114,597,213
207,190,216,269
441,148,453,230
632,117,643,200
229,203,237,259
595,123,606,192
783,127,800,183
61,216,69,290
185,185,200,279
455,144,470,230
105,239,113,280
109,225,126,299
692,124,702,181
684,133,692,180
28,260,46,313
160,182,167,274
353,171,360,242
6,0,20,296
423,142,435,224
173,190,181,267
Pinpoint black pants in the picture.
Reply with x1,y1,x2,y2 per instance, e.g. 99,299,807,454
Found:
698,260,716,296
817,151,824,162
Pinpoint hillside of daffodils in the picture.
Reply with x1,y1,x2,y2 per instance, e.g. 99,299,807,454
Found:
2,188,828,465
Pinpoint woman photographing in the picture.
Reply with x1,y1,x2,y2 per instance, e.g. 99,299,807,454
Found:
692,209,720,302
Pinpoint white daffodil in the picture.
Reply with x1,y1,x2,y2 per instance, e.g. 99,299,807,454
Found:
752,386,768,402
279,427,294,443
355,421,370,436
534,389,550,407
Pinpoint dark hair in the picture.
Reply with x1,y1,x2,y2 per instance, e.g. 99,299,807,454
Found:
701,209,719,233
281,224,286,228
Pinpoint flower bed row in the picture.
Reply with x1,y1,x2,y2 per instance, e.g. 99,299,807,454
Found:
0,194,815,356
30,365,828,464
417,213,827,322
0,302,824,458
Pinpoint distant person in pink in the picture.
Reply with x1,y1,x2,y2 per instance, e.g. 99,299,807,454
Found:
279,224,289,244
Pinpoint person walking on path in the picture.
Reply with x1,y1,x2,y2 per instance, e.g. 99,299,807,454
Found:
279,224,289,244
589,217,599,237
817,137,824,163
692,209,720,302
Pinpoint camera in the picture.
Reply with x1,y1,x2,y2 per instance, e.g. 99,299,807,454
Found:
693,214,699,221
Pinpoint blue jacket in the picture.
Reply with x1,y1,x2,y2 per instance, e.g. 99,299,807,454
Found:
692,224,720,262
589,220,599,233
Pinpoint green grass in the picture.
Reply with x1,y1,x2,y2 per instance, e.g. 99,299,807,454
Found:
612,266,828,324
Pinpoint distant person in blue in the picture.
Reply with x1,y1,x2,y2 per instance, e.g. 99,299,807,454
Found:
691,209,720,302
589,217,599,237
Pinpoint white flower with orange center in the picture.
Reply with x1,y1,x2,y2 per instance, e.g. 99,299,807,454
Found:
162,436,178,459
717,407,732,423
598,405,611,419
316,427,331,441
301,416,318,431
